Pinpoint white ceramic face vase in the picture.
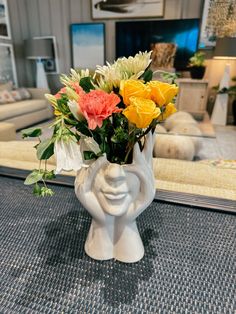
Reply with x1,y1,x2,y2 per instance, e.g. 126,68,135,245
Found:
75,132,155,263
94,163,140,217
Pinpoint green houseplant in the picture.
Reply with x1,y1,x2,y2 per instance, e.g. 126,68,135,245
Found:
188,51,206,79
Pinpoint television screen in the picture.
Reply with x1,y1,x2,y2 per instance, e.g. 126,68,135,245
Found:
116,19,200,71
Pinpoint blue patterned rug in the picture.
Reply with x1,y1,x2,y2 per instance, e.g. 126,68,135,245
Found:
0,176,235,313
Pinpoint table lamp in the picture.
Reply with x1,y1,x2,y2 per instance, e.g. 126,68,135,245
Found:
211,37,236,125
25,38,53,89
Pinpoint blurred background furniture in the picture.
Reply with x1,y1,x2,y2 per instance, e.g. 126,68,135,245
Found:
211,37,236,126
0,123,16,141
0,87,53,130
150,42,177,72
175,79,209,120
25,38,53,90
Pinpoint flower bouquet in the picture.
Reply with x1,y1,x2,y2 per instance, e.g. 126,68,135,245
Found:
23,51,178,262
23,51,178,196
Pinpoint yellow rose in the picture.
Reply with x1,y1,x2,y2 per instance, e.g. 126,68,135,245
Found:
157,103,177,121
123,96,161,128
119,80,151,106
148,81,178,107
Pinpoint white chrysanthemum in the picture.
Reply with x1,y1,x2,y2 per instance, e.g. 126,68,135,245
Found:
60,68,91,87
116,51,152,77
45,93,57,106
96,51,152,92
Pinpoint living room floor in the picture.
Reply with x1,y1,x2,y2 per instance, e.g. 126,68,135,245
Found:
197,125,236,160
16,120,236,161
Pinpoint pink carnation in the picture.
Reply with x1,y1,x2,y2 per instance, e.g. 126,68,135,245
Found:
55,83,85,100
79,90,121,130
55,87,67,99
71,82,84,95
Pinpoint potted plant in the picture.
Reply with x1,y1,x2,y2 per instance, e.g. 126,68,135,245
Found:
188,51,206,79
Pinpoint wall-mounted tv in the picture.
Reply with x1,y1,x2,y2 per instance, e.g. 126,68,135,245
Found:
116,19,200,71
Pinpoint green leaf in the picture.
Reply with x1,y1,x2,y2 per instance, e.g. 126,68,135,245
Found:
141,69,153,83
76,121,92,137
99,141,110,155
64,116,78,126
83,150,96,160
24,170,43,185
57,95,70,115
111,127,129,143
160,71,179,84
41,187,54,197
80,77,95,93
36,139,55,160
33,183,42,196
43,170,56,180
21,127,42,139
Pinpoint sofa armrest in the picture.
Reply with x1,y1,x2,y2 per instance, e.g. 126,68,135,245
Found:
27,88,50,100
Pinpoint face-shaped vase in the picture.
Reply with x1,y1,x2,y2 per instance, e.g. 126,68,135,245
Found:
93,162,140,216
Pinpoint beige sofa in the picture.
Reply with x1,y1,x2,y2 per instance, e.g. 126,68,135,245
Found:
0,88,53,130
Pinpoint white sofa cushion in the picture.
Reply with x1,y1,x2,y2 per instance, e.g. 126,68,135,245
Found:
0,99,48,121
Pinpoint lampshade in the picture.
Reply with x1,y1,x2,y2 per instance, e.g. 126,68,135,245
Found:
214,37,236,60
24,38,53,59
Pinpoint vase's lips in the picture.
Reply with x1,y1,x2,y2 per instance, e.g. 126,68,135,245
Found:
102,191,128,200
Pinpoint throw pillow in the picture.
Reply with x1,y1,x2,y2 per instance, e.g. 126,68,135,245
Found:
0,81,13,92
10,89,22,101
0,90,15,104
17,88,31,100
10,88,32,101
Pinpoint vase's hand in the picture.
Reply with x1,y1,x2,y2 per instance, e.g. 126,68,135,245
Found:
75,155,109,223
143,131,156,168
125,132,156,221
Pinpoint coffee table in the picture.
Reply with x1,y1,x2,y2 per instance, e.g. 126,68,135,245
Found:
0,172,235,313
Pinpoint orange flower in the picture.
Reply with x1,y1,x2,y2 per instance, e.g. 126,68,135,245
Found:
79,90,121,130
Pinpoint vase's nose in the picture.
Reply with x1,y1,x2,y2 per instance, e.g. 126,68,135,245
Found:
104,163,126,186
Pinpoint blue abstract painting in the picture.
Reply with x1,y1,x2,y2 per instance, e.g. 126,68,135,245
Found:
71,23,105,69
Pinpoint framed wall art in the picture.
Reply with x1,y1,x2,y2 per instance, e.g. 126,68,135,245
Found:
91,0,164,19
71,23,105,69
33,36,59,74
0,0,11,39
0,43,17,86
199,0,236,49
